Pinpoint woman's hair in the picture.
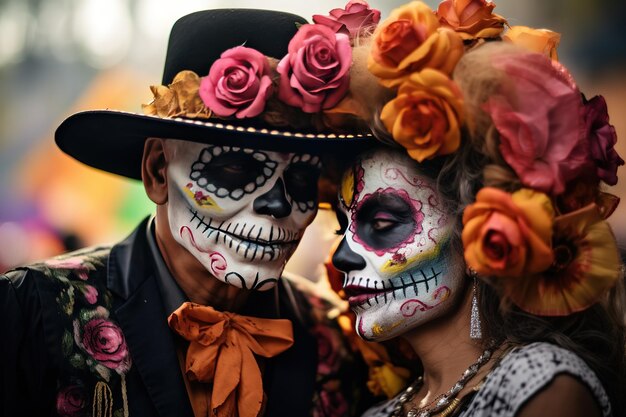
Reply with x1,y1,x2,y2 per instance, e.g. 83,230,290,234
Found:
367,41,626,415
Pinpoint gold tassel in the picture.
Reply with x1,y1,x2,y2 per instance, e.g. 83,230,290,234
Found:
92,381,114,417
121,374,129,417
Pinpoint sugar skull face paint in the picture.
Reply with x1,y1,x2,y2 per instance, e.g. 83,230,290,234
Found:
333,148,465,341
165,139,320,290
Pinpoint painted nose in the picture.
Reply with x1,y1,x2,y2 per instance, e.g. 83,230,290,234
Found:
332,237,366,272
253,178,292,218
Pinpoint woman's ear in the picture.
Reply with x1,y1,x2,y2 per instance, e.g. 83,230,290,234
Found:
142,138,168,205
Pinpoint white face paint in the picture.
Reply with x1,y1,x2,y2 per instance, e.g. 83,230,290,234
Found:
165,139,320,290
333,148,465,341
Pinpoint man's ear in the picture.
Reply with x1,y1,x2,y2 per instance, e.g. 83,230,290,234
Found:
142,138,168,205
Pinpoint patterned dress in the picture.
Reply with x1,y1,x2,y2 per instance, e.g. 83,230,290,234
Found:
363,342,611,417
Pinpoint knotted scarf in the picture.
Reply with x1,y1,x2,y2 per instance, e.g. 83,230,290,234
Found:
168,302,294,417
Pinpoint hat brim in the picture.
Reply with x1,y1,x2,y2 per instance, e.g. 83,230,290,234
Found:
55,110,375,180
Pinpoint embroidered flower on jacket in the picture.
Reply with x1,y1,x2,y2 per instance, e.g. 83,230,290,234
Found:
74,313,131,374
45,256,94,280
315,390,350,417
82,284,99,305
312,324,344,375
56,385,88,417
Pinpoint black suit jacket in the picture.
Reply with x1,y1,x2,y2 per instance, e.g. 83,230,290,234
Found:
1,218,324,417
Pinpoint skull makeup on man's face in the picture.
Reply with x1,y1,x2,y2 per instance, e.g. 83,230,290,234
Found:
333,148,465,341
165,139,321,290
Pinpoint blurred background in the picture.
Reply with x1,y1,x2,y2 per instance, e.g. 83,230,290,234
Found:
1,0,625,275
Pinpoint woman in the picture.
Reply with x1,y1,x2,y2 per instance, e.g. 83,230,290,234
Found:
330,17,626,417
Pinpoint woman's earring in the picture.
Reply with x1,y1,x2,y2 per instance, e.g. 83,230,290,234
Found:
469,268,482,340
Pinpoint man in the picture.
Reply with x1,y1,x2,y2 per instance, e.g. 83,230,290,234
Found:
0,8,373,417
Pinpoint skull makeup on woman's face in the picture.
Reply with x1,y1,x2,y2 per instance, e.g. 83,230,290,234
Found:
165,139,321,290
332,148,465,341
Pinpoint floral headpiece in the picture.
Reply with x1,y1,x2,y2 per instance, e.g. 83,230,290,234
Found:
355,0,623,317
144,0,623,317
142,0,382,135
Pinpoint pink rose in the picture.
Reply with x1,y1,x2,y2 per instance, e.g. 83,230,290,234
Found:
199,46,273,119
312,324,342,375
313,0,381,41
75,318,131,373
56,385,87,417
315,391,349,417
277,24,352,113
45,257,90,280
583,95,624,185
83,285,98,304
482,52,588,195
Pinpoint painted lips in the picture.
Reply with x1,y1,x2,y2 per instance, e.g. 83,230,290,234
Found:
188,209,300,262
344,285,393,307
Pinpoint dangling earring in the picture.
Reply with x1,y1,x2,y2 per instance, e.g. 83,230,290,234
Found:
469,268,482,340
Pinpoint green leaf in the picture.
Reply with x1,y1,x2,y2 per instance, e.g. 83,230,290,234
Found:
69,353,86,369
62,331,73,356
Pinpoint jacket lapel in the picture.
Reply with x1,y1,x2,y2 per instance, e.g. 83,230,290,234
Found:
107,219,193,417
263,280,318,417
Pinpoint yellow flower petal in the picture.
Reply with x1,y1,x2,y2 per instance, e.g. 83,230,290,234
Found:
503,26,561,61
507,204,621,316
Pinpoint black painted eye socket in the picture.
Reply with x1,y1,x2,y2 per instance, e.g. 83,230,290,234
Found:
354,192,417,250
189,146,277,200
284,162,321,204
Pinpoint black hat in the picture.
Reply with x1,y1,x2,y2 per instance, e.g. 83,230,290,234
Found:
55,9,374,180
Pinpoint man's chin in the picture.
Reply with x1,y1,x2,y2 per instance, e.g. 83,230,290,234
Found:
217,267,282,291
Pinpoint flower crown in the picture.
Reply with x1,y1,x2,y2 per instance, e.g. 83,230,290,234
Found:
357,0,623,317
144,0,623,317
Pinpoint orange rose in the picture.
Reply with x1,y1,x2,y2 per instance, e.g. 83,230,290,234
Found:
503,26,561,60
437,0,507,40
369,1,464,88
462,188,554,278
380,69,464,162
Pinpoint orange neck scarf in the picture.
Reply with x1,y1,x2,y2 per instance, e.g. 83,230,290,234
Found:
168,302,294,417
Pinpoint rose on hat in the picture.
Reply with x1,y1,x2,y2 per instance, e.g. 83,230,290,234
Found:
278,24,352,113
55,7,380,181
199,46,274,119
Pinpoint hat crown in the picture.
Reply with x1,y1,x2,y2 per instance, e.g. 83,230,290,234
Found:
162,9,308,85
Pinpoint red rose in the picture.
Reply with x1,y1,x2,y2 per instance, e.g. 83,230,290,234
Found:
312,324,342,375
56,385,87,417
315,391,349,417
584,95,624,185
